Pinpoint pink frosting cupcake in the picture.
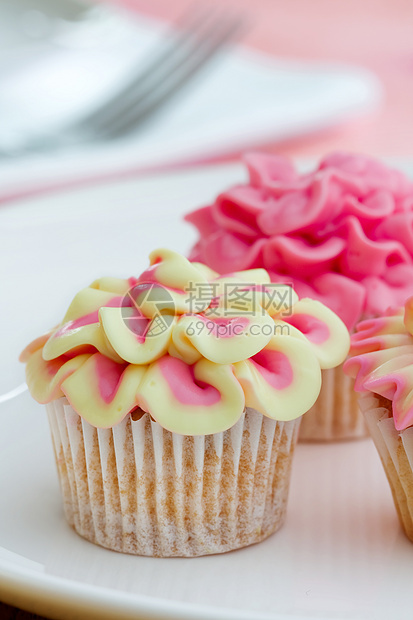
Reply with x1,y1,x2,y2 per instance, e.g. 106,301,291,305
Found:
185,152,413,441
345,298,413,541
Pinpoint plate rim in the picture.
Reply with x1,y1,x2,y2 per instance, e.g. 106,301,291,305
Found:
0,550,337,620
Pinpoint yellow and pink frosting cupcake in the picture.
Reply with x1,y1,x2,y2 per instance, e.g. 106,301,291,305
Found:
21,249,349,557
345,298,413,541
185,152,413,440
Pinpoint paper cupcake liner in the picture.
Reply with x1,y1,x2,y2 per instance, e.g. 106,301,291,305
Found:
299,363,368,442
46,398,300,557
359,393,413,541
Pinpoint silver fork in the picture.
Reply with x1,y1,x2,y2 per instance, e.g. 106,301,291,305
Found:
1,8,245,157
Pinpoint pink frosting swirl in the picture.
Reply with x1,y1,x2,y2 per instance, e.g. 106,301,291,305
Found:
185,152,413,329
344,298,413,431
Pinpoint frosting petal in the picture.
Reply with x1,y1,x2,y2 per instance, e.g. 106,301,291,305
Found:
62,353,146,428
172,310,275,365
19,330,54,363
338,216,411,278
233,336,321,420
26,350,91,403
213,185,266,237
196,232,267,274
363,355,413,430
100,306,176,364
137,356,245,435
244,152,299,189
43,322,121,362
90,277,133,294
263,235,346,277
142,248,208,291
43,295,124,362
191,262,219,281
62,289,123,323
282,299,350,368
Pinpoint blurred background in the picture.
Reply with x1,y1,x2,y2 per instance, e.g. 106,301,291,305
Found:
124,0,413,159
1,0,412,201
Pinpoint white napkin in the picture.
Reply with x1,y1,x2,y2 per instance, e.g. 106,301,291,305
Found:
0,7,382,201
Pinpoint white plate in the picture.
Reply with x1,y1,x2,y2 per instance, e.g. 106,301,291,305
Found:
0,164,412,620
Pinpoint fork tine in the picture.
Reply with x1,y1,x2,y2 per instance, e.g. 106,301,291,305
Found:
78,6,219,132
96,15,245,139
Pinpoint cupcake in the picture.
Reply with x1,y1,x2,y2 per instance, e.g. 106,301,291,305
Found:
21,249,349,557
185,152,413,441
344,298,413,541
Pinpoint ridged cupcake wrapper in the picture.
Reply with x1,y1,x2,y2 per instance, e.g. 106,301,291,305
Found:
359,393,413,541
46,398,300,557
299,363,368,442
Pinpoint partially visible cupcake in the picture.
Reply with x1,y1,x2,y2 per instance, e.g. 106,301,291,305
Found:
345,298,413,541
185,152,413,441
21,249,349,557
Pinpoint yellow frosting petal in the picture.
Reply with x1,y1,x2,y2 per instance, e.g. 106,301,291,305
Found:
100,306,176,364
62,288,122,323
43,323,121,362
25,350,91,403
213,268,270,294
230,268,271,284
137,357,245,435
233,336,321,420
169,327,202,365
173,310,275,364
61,353,146,428
191,262,219,280
257,284,299,318
90,277,132,294
147,249,208,290
19,330,55,363
211,277,298,318
283,298,350,369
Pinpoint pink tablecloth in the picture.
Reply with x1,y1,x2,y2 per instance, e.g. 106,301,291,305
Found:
115,0,413,159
